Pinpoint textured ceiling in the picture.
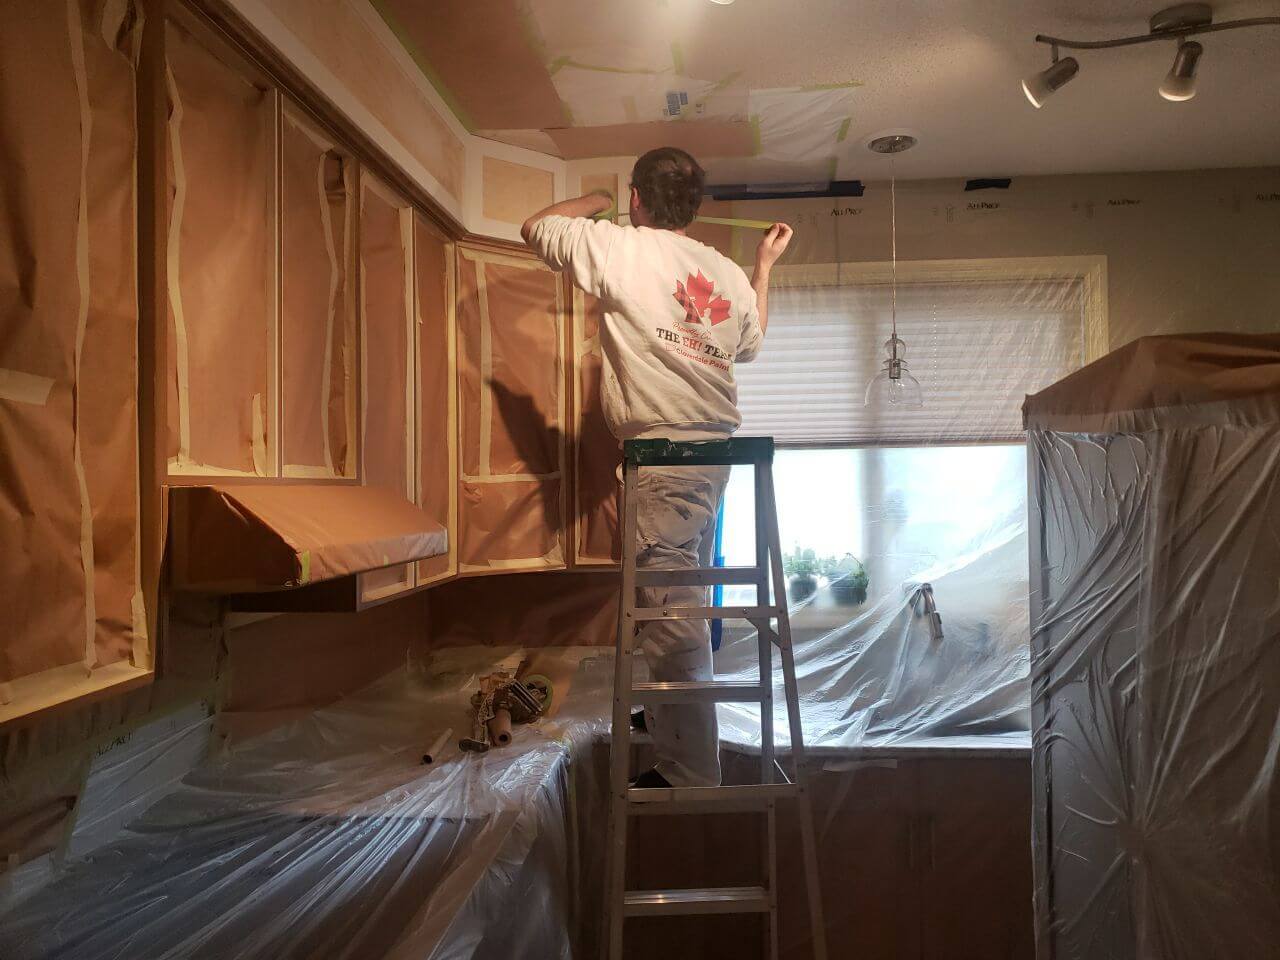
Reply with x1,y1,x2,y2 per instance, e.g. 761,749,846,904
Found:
375,0,1280,182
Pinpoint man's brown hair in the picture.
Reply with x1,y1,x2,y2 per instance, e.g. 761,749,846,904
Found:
631,147,705,229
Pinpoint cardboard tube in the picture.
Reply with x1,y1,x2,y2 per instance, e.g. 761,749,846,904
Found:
487,708,512,746
421,727,452,765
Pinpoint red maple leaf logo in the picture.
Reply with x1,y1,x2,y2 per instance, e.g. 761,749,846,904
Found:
674,271,731,326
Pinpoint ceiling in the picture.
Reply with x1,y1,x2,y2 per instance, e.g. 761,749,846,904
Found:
375,0,1280,183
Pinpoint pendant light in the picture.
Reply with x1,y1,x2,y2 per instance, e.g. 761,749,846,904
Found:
865,138,923,408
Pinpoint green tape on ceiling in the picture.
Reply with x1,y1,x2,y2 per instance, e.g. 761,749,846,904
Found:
368,0,478,132
836,117,852,142
749,115,762,156
799,80,864,91
670,42,686,75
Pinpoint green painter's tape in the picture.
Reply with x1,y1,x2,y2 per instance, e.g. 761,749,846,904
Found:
299,550,312,585
749,115,762,156
696,215,775,230
367,0,478,132
799,80,865,91
670,42,686,75
836,117,852,143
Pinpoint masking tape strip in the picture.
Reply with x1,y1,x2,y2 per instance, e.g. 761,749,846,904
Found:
359,191,369,484
836,117,852,143
167,456,263,478
69,0,98,670
400,207,415,497
476,258,492,477
299,549,311,585
342,162,357,477
457,247,549,271
282,463,339,479
251,393,266,476
461,471,561,484
165,65,192,464
318,150,339,475
0,369,55,405
695,215,776,230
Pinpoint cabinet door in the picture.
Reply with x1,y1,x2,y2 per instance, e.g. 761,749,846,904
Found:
415,217,457,585
280,105,356,479
358,175,416,602
455,246,566,573
0,0,150,723
165,17,276,477
916,759,1034,960
571,287,621,565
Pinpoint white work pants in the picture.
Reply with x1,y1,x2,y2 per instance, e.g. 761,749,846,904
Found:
632,465,731,788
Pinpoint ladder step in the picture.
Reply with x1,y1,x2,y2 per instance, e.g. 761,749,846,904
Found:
630,680,763,704
623,886,770,917
631,605,776,622
628,780,799,815
635,566,762,587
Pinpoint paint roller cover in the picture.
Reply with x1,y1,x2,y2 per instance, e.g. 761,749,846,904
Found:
374,0,568,130
547,120,757,161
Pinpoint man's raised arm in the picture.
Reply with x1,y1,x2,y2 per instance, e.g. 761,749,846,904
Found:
751,222,794,336
521,190,615,245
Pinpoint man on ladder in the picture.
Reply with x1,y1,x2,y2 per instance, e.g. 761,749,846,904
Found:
523,147,790,789
525,150,824,960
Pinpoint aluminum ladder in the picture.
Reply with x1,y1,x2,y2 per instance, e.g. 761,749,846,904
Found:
604,436,828,960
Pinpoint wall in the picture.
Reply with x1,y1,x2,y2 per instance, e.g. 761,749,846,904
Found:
569,164,1280,349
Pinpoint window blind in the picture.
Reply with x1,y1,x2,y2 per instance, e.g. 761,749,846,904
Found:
735,276,1085,444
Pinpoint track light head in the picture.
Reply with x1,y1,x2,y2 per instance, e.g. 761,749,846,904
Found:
1160,40,1203,101
1022,56,1079,108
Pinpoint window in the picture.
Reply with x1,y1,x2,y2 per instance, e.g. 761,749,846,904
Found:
713,259,1104,747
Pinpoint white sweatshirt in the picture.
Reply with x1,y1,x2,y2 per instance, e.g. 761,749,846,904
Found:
529,215,762,441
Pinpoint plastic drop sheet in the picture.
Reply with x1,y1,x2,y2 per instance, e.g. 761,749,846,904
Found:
1023,333,1280,959
0,647,617,960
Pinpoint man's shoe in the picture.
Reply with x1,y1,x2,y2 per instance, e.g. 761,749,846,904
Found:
629,768,673,789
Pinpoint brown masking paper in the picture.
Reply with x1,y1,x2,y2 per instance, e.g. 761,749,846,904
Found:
415,218,455,584
166,19,274,475
281,110,355,477
1,1,142,687
456,249,566,571
170,484,446,593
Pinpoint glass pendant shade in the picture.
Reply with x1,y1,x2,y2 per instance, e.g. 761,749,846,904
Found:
865,335,923,407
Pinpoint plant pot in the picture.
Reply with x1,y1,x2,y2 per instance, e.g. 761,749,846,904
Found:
788,574,818,602
830,574,868,607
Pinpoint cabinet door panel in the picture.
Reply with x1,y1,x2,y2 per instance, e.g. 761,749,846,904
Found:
571,288,621,565
455,247,565,573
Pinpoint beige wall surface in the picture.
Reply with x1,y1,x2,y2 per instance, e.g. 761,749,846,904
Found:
715,167,1280,349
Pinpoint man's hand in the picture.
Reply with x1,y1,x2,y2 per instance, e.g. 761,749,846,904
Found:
754,222,794,274
522,191,615,243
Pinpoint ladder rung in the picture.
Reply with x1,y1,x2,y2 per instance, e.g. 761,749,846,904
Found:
635,566,762,587
628,780,799,814
630,680,763,704
623,886,770,917
631,605,776,622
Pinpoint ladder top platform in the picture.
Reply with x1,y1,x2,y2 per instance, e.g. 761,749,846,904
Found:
623,436,774,467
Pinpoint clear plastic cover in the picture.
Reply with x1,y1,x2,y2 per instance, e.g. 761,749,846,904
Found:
0,649,616,960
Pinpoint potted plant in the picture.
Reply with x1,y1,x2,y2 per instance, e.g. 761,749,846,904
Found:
825,554,869,607
783,547,820,602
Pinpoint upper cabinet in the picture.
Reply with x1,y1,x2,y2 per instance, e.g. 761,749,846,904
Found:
280,107,357,480
416,218,458,586
455,247,567,573
165,18,277,477
571,289,622,566
0,1,151,724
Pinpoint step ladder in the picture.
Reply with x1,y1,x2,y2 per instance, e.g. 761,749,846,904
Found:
604,436,828,960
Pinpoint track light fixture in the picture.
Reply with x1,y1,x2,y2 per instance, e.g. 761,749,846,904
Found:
1023,3,1279,107
1022,56,1080,108
1160,39,1204,100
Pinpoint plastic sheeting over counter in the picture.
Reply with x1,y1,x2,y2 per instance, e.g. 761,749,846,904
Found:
0,647,617,960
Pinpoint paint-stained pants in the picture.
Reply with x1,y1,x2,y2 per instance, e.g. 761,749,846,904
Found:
633,465,731,788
